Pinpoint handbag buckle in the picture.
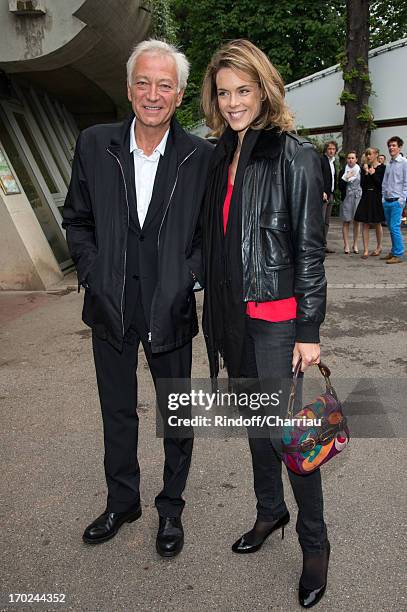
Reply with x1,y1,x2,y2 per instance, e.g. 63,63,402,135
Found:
299,436,317,452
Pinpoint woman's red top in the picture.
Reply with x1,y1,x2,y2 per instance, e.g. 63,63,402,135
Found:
223,173,297,322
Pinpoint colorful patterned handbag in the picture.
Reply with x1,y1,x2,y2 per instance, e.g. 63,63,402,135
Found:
281,360,349,475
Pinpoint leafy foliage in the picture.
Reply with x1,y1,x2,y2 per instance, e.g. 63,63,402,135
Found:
172,0,345,127
169,0,407,127
370,0,407,48
149,0,177,44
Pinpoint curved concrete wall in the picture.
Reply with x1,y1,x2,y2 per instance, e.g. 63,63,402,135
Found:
0,0,86,67
0,0,151,117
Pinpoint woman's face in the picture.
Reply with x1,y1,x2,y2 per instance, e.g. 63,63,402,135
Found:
366,150,378,164
216,67,262,138
346,153,357,167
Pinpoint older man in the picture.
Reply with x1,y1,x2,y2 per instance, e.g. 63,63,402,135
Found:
63,40,212,556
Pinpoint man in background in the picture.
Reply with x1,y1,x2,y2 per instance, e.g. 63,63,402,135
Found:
320,140,338,253
381,136,407,264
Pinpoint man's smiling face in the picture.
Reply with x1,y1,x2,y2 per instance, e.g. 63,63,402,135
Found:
127,52,184,131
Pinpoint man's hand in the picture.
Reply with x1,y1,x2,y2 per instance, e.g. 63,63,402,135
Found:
292,342,321,372
322,192,328,202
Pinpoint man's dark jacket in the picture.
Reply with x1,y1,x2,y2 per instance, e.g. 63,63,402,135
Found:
320,154,337,196
63,115,213,353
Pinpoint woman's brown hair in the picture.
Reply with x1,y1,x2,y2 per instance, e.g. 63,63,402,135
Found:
201,39,294,135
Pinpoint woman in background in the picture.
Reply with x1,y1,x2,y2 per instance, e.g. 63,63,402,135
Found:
202,40,329,609
339,151,362,254
354,147,385,258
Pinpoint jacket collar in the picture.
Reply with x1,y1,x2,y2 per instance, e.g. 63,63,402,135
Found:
108,113,196,163
211,124,283,168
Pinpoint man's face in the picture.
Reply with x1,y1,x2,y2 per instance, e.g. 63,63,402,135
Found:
326,144,337,158
378,155,385,164
387,141,401,159
127,53,184,131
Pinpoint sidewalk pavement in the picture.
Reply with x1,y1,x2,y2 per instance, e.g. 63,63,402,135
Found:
0,218,406,611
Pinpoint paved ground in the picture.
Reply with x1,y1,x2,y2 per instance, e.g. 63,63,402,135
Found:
1,219,406,611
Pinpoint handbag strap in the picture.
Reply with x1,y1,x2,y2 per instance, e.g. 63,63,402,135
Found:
287,358,337,419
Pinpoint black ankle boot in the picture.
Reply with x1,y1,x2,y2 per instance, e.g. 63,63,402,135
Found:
231,511,290,554
299,541,330,608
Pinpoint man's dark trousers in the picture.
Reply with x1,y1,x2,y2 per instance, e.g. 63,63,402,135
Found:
92,301,193,518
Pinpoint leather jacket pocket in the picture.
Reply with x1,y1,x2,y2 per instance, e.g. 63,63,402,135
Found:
259,212,292,267
260,211,291,232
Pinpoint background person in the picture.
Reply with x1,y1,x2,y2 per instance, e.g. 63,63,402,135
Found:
378,154,386,166
201,39,329,609
338,151,362,254
381,136,407,264
63,40,212,557
320,140,338,253
354,147,385,258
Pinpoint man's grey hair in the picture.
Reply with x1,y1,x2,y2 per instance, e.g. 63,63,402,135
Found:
126,39,190,92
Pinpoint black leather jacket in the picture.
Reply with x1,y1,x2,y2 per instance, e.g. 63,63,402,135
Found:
203,126,327,377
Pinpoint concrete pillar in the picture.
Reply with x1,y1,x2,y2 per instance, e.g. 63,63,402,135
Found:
0,189,63,290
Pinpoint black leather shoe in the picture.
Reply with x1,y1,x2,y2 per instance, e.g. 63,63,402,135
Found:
231,511,290,554
299,541,330,608
156,516,184,558
82,505,142,544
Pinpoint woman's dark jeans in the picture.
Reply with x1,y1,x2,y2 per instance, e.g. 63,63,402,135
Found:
239,316,328,553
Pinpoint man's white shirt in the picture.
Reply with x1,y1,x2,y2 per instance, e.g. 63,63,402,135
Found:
328,156,335,193
129,117,169,227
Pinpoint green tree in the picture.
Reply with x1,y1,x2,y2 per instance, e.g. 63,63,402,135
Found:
172,0,346,127
170,0,407,128
149,0,177,43
340,0,371,159
370,0,407,47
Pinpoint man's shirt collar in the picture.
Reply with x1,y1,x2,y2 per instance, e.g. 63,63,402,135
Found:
129,117,169,157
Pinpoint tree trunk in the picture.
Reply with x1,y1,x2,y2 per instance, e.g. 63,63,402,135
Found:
341,0,371,160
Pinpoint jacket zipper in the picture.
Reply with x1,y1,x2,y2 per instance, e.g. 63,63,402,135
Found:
252,164,261,301
157,148,197,250
151,147,197,344
106,148,129,337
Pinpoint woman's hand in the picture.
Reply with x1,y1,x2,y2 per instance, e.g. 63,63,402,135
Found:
292,342,321,372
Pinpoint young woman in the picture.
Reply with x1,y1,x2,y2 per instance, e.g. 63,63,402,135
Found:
201,40,329,609
339,151,362,253
354,147,385,258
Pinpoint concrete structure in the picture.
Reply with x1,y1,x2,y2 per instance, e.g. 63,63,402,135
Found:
0,0,150,289
285,39,407,155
